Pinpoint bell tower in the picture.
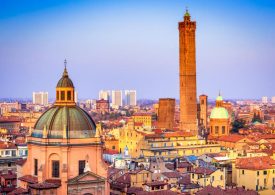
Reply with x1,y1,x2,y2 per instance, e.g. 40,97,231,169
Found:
178,9,198,134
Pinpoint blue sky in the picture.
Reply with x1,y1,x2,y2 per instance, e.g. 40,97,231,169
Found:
0,0,274,100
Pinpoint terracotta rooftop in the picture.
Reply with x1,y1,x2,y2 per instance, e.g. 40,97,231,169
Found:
136,190,177,195
165,163,174,170
178,174,191,185
18,175,38,184
0,141,17,149
218,134,246,142
178,161,192,168
196,185,258,195
192,167,215,175
8,187,28,195
127,187,143,194
115,173,130,185
29,181,60,190
1,173,17,180
162,171,182,178
236,156,275,170
143,181,167,187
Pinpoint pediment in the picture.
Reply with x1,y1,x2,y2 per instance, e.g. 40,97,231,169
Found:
68,171,106,185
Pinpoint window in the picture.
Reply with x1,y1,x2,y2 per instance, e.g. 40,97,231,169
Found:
257,171,259,176
215,126,219,134
220,175,223,180
242,170,245,175
52,160,60,178
56,91,59,100
34,159,38,176
67,91,71,100
79,160,85,175
263,170,267,175
61,91,65,100
222,126,225,134
112,146,115,150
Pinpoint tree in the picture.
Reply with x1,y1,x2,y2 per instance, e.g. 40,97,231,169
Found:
231,119,246,133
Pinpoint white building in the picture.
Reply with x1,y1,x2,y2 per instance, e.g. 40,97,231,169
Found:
99,90,111,101
111,90,122,108
125,90,137,106
272,96,275,104
32,92,48,105
262,96,268,104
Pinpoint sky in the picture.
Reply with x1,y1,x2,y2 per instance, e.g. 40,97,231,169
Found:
0,0,274,100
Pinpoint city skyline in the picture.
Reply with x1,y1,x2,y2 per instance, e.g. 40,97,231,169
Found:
0,0,275,99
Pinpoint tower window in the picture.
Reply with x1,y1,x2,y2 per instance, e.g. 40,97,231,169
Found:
56,91,59,101
34,159,38,176
61,91,65,100
215,126,219,134
222,126,225,134
67,91,71,100
52,160,60,178
79,160,85,175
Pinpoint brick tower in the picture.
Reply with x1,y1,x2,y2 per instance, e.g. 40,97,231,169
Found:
179,9,198,134
199,94,208,129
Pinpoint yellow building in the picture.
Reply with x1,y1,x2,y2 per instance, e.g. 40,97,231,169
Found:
130,169,152,187
132,113,152,128
119,124,221,159
191,167,226,188
119,123,153,157
235,156,275,194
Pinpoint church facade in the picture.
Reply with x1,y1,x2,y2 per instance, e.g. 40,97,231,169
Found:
15,63,109,195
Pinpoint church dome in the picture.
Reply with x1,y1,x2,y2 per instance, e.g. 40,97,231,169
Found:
32,61,96,139
56,67,74,88
32,106,96,139
210,107,229,119
210,93,229,119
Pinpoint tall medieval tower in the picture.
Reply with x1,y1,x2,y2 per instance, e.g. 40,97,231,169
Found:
179,9,198,134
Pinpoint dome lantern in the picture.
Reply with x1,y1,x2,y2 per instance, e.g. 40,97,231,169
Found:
55,59,75,106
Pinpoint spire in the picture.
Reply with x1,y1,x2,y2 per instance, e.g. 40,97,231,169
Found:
63,59,68,77
184,6,190,17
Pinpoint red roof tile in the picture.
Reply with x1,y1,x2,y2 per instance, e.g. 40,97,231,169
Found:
18,175,38,184
192,167,215,175
236,156,275,170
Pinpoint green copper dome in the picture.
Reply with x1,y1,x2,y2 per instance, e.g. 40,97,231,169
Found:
32,105,96,139
56,67,74,88
210,107,229,119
